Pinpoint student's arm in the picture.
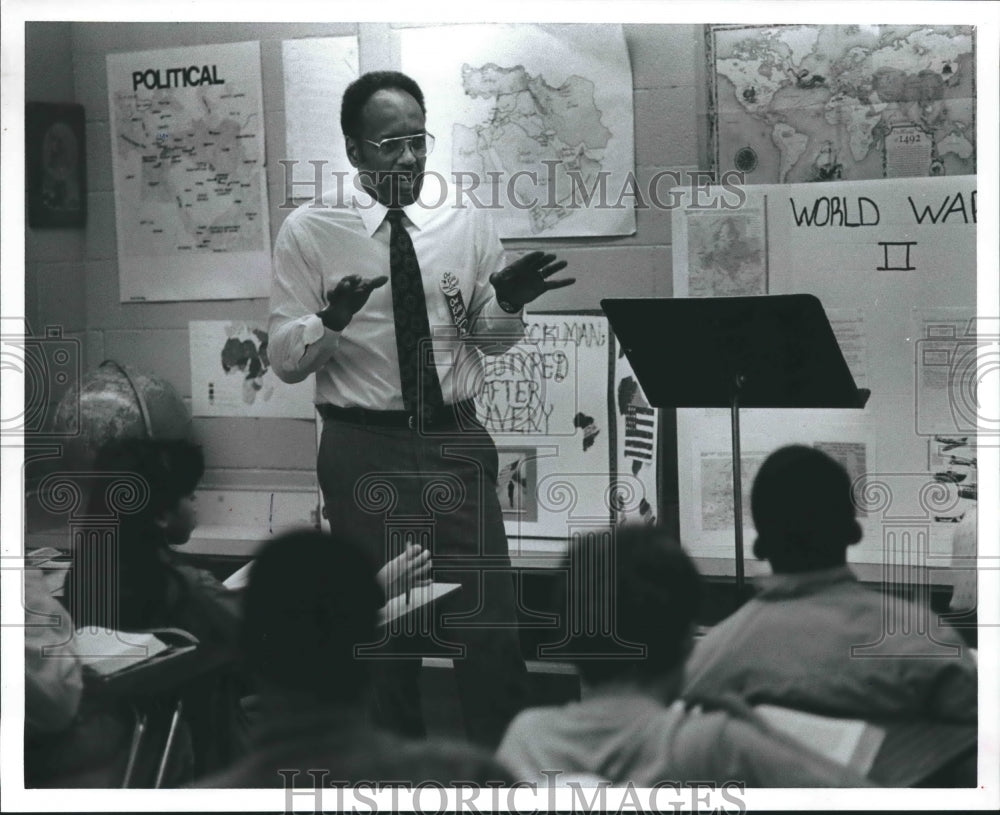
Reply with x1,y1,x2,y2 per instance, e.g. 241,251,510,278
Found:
710,714,876,787
171,564,243,645
24,569,83,736
924,657,978,723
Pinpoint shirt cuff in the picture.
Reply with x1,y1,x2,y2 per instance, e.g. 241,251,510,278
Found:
488,296,524,319
298,313,340,368
302,313,326,346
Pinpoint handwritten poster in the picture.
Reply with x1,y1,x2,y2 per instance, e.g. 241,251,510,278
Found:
672,175,976,566
475,313,614,538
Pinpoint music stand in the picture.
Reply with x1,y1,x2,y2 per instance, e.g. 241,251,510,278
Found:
601,294,868,594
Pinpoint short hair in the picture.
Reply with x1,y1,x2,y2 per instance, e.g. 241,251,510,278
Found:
750,445,862,568
88,437,204,525
240,529,383,703
340,70,426,139
558,525,703,686
66,438,204,628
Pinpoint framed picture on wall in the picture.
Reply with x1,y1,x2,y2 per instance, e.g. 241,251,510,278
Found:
26,102,87,229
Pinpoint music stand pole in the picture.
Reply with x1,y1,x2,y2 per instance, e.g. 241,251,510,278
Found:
730,375,746,595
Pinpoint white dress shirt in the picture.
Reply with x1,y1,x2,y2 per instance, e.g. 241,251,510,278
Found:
268,184,524,410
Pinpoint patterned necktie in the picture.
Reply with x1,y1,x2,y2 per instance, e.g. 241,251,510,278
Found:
387,208,444,420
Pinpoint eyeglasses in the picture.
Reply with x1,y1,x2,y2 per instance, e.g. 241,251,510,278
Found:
362,132,435,160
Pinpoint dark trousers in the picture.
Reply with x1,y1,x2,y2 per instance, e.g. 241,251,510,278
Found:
317,417,528,749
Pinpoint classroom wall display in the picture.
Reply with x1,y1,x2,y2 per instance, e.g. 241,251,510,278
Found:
671,174,977,566
399,23,636,239
707,24,976,185
280,36,359,204
107,42,271,302
474,312,658,539
188,320,315,419
613,349,659,526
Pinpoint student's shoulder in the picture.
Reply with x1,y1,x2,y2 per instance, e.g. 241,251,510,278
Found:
507,704,565,729
500,705,568,747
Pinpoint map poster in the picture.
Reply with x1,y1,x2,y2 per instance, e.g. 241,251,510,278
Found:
474,313,614,538
698,449,767,533
685,207,768,297
708,24,976,184
108,42,272,301
188,321,315,419
400,24,636,239
281,36,359,203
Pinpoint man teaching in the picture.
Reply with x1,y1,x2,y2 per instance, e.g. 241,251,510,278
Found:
268,70,574,747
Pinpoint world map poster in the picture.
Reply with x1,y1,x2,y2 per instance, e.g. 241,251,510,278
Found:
400,24,636,239
107,41,272,301
708,24,976,184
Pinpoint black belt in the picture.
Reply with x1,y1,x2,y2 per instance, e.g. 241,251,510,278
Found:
316,400,477,430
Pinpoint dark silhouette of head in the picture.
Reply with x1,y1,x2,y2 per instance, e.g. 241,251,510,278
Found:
240,529,383,705
559,525,703,689
66,438,204,629
751,445,863,573
88,437,204,542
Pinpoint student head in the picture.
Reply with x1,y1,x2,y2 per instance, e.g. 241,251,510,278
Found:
750,445,862,573
240,529,383,705
88,437,204,548
67,438,203,628
559,525,703,693
341,71,429,207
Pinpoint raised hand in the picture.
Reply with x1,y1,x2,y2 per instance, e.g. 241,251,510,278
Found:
489,251,575,311
318,274,389,331
377,543,433,600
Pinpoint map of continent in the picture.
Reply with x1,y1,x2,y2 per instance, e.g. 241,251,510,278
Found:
220,325,272,406
112,85,265,257
455,63,612,234
687,210,767,296
711,25,975,183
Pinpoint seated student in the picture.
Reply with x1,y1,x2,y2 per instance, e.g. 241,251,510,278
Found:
64,438,240,644
683,445,977,723
63,438,244,778
25,566,83,737
23,565,145,787
199,528,511,788
496,526,870,787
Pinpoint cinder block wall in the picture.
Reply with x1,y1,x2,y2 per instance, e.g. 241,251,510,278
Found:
24,23,86,414
26,22,707,539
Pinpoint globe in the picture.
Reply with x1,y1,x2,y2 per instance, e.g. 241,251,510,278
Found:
51,359,192,471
